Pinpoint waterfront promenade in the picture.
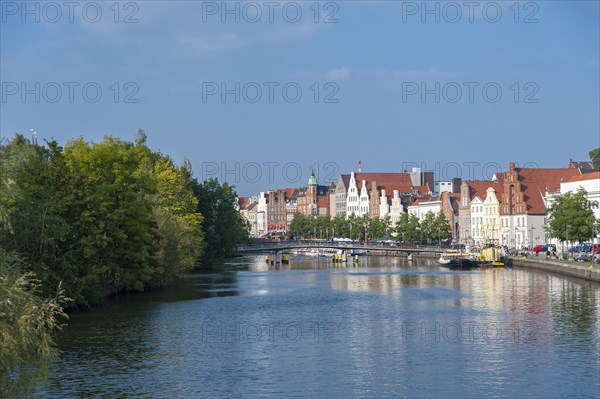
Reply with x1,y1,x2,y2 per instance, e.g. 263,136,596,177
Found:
238,242,600,282
513,254,600,283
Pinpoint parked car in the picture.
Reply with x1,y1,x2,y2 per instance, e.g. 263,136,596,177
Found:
569,243,592,253
533,244,556,253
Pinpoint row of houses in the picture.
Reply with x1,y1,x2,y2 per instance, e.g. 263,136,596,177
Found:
238,167,436,237
238,160,599,248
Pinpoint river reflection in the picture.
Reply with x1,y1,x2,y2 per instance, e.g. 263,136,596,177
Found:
35,256,600,398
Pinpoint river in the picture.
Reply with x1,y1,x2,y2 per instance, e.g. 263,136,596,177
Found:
34,256,600,398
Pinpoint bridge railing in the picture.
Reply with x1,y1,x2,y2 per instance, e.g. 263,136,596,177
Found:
237,241,449,252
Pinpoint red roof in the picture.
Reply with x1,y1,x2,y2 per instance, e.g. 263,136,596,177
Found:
569,160,595,173
565,171,600,183
238,196,251,209
409,196,436,206
466,180,502,200
413,185,430,193
378,183,413,195
496,167,581,214
285,188,298,198
355,172,412,185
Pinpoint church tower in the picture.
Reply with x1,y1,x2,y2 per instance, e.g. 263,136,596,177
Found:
308,171,318,215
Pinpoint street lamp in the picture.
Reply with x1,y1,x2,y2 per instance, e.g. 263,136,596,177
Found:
563,222,569,259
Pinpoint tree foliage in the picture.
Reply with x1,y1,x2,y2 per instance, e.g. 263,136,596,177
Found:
289,211,451,243
150,157,204,286
190,178,250,268
0,250,69,398
589,147,600,172
546,189,598,243
394,213,421,242
0,131,251,392
0,133,211,305
420,211,452,242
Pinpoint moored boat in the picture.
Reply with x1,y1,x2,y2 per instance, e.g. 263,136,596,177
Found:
446,257,480,269
479,247,506,267
438,250,465,265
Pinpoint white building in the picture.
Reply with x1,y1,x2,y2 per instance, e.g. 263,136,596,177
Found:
256,192,268,237
389,190,404,225
345,172,360,216
345,172,370,217
408,199,442,222
378,189,406,221
546,171,600,245
359,180,369,215
243,203,258,237
482,187,501,244
379,189,390,218
470,196,484,246
434,181,452,195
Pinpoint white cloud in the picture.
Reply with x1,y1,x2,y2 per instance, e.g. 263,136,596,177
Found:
327,67,350,81
178,32,241,55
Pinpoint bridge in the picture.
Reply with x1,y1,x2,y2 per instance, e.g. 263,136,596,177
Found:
237,241,446,256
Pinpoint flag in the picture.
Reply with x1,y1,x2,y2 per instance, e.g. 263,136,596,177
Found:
358,160,362,172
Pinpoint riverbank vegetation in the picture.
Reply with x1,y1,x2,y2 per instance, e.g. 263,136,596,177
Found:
289,211,452,243
590,147,600,171
0,132,249,394
546,188,598,245
1,131,250,304
0,250,69,398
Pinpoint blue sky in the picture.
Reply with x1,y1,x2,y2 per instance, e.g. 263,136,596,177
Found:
1,1,598,195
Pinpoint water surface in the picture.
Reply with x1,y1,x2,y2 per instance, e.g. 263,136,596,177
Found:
36,256,600,398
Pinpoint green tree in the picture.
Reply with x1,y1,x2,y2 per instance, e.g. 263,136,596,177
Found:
365,215,392,240
191,178,250,268
395,213,421,242
420,212,437,241
315,214,331,239
589,147,600,172
347,213,361,240
0,136,75,300
290,212,307,238
63,137,156,299
331,215,349,238
0,250,69,398
547,189,598,243
431,212,452,242
1,132,208,306
150,157,204,286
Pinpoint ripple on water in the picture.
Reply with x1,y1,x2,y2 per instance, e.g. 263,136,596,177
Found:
36,257,600,398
